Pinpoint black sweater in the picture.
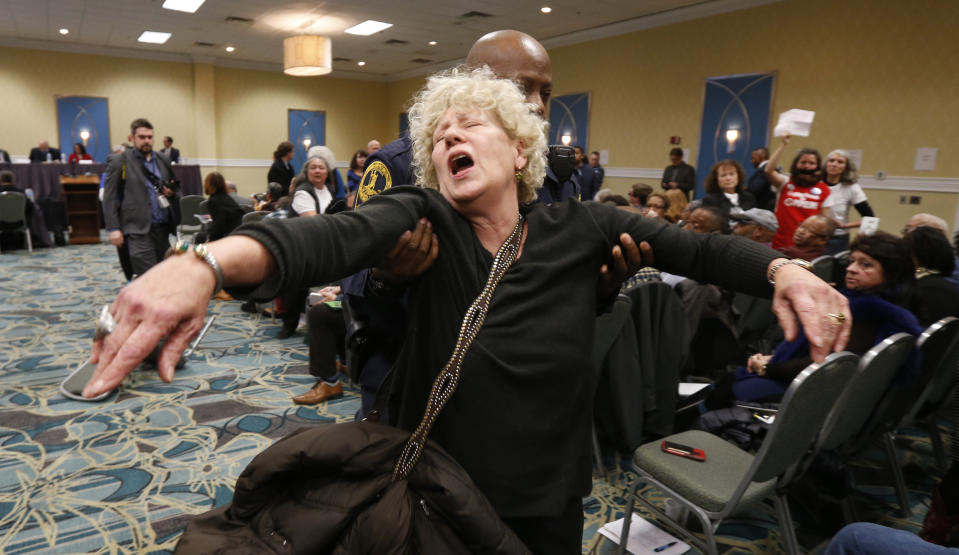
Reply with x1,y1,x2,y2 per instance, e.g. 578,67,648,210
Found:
233,187,780,517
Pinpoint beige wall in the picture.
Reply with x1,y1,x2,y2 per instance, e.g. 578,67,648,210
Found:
0,46,390,196
2,0,957,227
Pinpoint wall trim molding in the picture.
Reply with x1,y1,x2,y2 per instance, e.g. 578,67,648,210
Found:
7,156,956,191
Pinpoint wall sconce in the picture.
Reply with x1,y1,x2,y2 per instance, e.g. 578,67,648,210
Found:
303,138,312,150
725,129,739,154
561,134,572,146
79,130,90,146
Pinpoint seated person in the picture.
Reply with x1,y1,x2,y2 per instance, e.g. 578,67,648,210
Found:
706,231,921,407
0,170,34,221
700,158,756,221
67,143,92,164
663,189,688,223
903,226,959,327
195,172,244,244
29,140,60,163
294,286,348,405
826,522,958,555
778,214,837,261
644,192,669,220
731,208,778,245
254,182,288,213
628,182,652,209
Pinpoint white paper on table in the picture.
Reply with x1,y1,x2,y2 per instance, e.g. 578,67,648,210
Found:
859,216,879,235
773,109,815,137
678,383,710,398
915,148,938,171
598,514,690,554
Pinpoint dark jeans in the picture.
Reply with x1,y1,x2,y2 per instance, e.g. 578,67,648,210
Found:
126,224,172,277
501,497,584,555
307,302,346,379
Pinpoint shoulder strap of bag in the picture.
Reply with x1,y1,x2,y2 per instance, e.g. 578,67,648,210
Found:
392,213,525,482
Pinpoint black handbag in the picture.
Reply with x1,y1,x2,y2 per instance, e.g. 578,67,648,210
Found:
175,215,530,554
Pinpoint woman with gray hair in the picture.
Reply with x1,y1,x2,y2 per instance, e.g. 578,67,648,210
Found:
822,148,874,253
290,146,337,217
83,67,850,552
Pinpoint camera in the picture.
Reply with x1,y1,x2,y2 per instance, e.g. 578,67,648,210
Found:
253,192,267,202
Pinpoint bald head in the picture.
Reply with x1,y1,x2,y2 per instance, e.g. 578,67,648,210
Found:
466,30,552,116
905,213,949,236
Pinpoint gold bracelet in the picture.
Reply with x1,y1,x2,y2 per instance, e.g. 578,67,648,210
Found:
767,258,812,285
172,240,224,297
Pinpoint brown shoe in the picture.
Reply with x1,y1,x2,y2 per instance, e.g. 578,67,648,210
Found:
292,380,343,405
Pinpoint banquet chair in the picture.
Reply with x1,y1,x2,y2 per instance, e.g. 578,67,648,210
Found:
177,195,204,240
810,254,835,283
617,351,858,555
892,317,959,472
242,211,268,224
809,333,918,518
0,191,32,253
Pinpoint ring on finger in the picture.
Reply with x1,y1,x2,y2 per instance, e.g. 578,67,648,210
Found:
827,312,846,324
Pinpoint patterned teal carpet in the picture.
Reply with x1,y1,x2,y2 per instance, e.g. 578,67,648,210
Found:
0,240,941,554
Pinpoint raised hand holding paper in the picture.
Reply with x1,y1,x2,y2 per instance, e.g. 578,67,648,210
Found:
774,108,815,137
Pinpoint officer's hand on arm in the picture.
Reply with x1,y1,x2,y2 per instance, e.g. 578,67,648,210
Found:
370,218,439,285
597,233,654,298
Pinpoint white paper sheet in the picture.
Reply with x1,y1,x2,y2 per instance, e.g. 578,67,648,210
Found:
859,216,879,235
773,109,816,137
678,383,710,398
915,148,938,171
598,514,690,554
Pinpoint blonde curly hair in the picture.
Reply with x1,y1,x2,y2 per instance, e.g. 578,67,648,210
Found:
408,66,547,204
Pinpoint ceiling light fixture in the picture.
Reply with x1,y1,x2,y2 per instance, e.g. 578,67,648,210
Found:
225,46,235,52
344,20,393,36
541,6,552,13
357,61,366,66
161,0,206,13
283,35,332,76
137,31,172,44
428,40,437,46
58,28,69,35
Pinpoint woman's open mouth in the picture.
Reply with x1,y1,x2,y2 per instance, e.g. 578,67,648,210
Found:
449,154,474,177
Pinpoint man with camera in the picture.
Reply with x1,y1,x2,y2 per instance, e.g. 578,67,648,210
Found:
103,118,180,278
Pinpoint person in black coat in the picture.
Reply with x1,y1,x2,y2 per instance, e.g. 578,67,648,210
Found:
196,172,244,243
903,226,959,327
700,159,756,227
28,141,61,163
267,141,296,188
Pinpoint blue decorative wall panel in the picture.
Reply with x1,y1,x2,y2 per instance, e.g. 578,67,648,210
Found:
288,109,326,174
56,96,110,163
547,93,590,148
694,73,775,198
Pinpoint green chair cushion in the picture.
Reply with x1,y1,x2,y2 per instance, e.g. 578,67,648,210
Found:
633,430,776,513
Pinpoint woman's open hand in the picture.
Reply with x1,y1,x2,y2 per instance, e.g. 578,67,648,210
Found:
83,254,215,398
770,260,851,362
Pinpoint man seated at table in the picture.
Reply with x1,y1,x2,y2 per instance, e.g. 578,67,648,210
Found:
29,141,61,163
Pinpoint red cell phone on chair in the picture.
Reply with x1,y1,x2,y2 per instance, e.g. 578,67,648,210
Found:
661,441,706,462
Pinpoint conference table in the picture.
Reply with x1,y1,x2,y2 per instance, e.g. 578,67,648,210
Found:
0,162,202,247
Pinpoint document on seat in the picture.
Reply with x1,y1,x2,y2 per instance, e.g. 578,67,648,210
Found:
598,514,689,554
773,108,815,137
678,382,710,398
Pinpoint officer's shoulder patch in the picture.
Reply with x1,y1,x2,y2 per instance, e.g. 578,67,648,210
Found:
357,160,392,207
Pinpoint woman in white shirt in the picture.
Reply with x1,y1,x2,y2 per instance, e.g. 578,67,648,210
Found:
822,149,874,254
